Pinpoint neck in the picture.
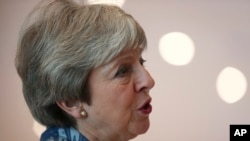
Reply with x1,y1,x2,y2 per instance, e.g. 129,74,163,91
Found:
76,124,132,141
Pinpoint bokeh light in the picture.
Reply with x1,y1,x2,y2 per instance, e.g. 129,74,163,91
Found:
87,0,125,7
159,32,195,66
33,120,46,137
216,67,248,104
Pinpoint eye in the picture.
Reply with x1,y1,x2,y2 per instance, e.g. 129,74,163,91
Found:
115,65,131,78
140,57,146,66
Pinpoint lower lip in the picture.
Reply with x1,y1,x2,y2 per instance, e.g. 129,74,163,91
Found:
139,104,152,115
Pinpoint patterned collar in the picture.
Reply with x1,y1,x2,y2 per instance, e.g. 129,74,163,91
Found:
40,126,89,141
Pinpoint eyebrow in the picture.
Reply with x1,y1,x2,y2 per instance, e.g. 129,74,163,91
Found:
101,52,138,76
100,48,143,73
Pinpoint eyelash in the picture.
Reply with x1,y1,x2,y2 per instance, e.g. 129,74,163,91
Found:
115,65,131,78
114,58,146,78
140,58,146,65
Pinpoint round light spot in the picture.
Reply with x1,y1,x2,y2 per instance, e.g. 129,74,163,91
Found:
87,0,125,7
216,67,248,104
159,32,195,66
33,120,46,137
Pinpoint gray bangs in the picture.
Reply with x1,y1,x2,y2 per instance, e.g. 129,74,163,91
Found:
90,11,147,68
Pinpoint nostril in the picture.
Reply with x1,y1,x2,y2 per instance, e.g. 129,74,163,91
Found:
137,77,154,93
139,86,148,92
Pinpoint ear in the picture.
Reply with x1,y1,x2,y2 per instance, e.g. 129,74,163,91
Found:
56,100,82,119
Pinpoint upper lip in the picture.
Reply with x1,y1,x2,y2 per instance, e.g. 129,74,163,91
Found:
138,98,152,110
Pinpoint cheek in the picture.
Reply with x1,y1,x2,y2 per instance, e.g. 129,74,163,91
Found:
112,81,136,109
105,82,137,124
89,83,137,133
91,80,136,117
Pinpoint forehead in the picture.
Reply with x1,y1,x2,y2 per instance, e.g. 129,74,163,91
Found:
95,48,143,71
114,47,143,60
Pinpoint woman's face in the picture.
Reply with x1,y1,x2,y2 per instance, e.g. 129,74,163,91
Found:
80,49,155,141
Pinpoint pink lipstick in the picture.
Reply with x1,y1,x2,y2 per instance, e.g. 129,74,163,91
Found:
138,99,152,115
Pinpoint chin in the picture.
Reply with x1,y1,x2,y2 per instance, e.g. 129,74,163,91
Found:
128,122,150,141
140,122,150,134
124,119,150,141
135,117,150,135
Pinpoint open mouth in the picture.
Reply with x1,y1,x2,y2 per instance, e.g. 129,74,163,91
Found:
138,99,152,115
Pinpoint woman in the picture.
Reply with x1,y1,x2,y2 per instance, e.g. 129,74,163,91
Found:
15,0,155,141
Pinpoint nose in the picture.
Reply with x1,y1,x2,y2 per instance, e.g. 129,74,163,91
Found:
135,66,155,93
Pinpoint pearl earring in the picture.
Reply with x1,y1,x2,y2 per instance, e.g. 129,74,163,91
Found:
80,110,87,117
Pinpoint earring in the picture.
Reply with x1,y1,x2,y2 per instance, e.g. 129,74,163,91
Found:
80,110,87,117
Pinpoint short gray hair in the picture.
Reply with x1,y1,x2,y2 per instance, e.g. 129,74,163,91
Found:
15,0,147,127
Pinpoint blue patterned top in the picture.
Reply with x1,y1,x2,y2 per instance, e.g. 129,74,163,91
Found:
40,126,89,141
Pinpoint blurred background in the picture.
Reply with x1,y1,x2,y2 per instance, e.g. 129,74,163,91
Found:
0,0,249,140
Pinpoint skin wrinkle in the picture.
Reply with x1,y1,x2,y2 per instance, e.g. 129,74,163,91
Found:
16,1,153,140
76,48,154,141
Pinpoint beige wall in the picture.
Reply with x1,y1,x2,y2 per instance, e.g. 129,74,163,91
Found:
1,0,250,141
